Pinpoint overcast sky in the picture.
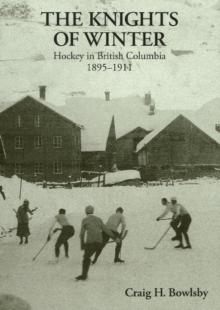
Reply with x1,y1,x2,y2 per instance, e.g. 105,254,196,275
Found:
0,0,219,110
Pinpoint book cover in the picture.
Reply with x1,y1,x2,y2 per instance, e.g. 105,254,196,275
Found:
0,1,219,310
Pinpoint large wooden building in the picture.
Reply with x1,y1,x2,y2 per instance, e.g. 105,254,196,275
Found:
0,92,81,182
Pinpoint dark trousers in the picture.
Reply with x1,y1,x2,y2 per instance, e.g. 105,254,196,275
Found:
55,225,74,257
170,215,181,236
82,243,102,278
177,214,192,246
93,231,121,263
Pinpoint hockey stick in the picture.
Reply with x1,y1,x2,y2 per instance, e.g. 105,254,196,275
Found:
158,218,172,221
144,226,171,250
32,228,60,261
32,240,48,261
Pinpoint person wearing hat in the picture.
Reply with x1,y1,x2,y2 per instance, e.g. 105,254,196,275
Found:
157,197,192,249
76,205,118,281
16,199,38,244
47,208,75,262
92,207,126,264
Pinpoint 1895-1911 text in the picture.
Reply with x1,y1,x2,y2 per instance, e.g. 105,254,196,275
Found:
87,63,132,72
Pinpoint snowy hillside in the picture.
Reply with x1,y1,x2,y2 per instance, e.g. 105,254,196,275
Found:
0,0,219,109
197,97,220,117
0,175,219,310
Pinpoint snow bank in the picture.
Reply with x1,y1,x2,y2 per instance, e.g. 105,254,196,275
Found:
105,170,141,185
91,170,141,185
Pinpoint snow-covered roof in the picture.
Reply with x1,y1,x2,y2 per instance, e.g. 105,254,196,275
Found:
56,98,114,152
189,97,220,145
58,95,184,152
136,112,220,153
0,95,82,129
2,94,220,153
68,95,220,153
136,113,180,152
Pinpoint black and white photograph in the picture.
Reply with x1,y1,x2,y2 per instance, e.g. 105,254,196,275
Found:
0,0,219,309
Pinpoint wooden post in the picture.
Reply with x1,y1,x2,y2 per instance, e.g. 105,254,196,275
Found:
19,147,24,200
80,173,82,188
103,173,106,187
19,176,22,200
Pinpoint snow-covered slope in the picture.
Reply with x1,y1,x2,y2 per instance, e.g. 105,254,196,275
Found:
0,0,219,109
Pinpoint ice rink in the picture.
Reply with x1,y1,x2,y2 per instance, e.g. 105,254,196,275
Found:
0,176,219,310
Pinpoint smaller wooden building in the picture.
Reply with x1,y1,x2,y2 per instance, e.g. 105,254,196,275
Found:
116,127,150,169
136,114,220,176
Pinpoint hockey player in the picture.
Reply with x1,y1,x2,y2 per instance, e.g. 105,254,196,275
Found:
16,199,37,244
92,207,126,264
76,205,118,281
157,197,180,241
47,209,75,262
157,197,192,249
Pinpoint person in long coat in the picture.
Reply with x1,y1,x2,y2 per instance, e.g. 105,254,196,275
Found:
16,199,37,244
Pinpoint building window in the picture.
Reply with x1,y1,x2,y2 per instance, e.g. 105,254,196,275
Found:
15,136,24,149
34,136,43,148
16,115,21,128
53,161,63,174
14,163,23,174
53,136,62,148
169,132,185,142
34,115,40,127
138,151,147,166
75,135,80,146
34,162,43,175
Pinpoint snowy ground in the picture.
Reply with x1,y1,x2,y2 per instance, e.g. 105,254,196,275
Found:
0,176,220,310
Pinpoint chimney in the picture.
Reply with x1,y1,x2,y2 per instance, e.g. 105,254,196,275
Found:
215,124,220,132
145,92,151,105
105,91,110,102
148,102,155,115
39,85,46,100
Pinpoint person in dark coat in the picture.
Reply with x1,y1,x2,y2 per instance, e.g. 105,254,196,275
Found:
47,208,75,262
92,207,127,264
76,205,119,281
16,199,37,244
